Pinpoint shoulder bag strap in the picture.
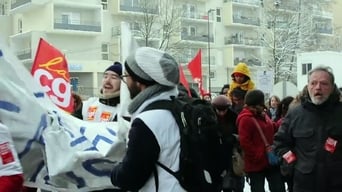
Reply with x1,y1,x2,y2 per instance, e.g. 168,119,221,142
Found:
252,117,270,147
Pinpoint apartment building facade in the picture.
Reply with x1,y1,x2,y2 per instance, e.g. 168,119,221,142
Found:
0,0,338,97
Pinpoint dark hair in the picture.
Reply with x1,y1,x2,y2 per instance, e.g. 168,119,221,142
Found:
244,89,265,107
231,87,247,100
72,93,83,112
275,96,294,121
178,84,200,98
219,84,230,95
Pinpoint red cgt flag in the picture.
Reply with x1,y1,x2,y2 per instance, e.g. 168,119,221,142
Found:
187,49,205,95
179,65,191,97
31,38,74,113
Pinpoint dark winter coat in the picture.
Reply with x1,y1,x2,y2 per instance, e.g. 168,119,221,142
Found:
274,88,342,192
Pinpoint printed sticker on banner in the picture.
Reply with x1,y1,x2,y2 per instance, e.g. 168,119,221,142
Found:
100,111,112,122
324,137,337,153
0,142,15,165
87,106,97,120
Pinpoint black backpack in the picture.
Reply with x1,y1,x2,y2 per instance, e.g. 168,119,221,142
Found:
143,96,226,192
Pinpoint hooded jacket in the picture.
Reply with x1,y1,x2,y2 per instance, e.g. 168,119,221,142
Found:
236,108,276,172
227,63,255,99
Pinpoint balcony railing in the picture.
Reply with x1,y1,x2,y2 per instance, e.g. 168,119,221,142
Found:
277,4,299,12
225,36,261,46
178,56,215,65
234,57,261,66
112,26,121,36
233,15,260,26
181,34,213,43
16,48,32,60
316,27,333,34
120,4,158,14
54,19,101,32
11,0,31,9
232,0,260,6
182,12,211,21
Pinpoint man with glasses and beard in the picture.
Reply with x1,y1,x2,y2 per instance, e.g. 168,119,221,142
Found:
111,47,183,192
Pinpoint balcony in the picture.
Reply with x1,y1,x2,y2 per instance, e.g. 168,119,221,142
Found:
231,0,260,6
234,57,261,66
11,0,31,9
316,27,333,35
225,36,261,47
54,19,101,32
120,4,158,14
16,48,32,60
182,12,210,21
181,33,213,43
178,55,215,65
233,15,260,26
276,3,299,12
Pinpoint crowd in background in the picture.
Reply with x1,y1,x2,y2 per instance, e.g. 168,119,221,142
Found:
2,47,342,192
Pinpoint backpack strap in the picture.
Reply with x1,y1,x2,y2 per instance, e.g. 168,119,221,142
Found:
153,166,159,192
143,99,184,186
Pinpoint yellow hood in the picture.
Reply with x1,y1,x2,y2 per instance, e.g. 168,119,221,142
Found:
231,62,251,79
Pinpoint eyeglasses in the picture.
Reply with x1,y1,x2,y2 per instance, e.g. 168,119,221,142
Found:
120,74,130,83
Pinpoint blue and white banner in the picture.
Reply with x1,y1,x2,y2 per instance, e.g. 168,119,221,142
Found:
0,39,131,191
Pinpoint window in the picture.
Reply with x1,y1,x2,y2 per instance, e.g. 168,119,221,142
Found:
1,3,5,15
302,63,312,75
131,22,140,30
61,12,80,25
216,8,220,16
61,14,70,24
101,0,108,10
189,5,195,18
70,77,79,92
18,19,22,33
190,26,196,36
210,71,215,78
101,43,109,60
181,27,188,36
216,8,221,22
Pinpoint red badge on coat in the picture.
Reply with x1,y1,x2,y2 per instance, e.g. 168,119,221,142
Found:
282,150,296,164
324,137,337,153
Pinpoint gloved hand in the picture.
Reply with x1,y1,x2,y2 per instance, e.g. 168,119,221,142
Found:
280,159,294,176
267,150,280,166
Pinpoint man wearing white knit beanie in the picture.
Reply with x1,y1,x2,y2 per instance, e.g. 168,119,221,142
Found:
111,47,184,192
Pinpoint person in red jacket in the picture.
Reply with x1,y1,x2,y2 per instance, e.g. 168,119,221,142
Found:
236,90,285,192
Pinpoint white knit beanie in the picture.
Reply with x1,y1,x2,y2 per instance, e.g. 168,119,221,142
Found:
125,47,179,87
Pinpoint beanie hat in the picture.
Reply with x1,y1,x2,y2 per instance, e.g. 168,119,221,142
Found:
212,95,231,108
244,89,265,106
125,47,179,87
231,62,251,79
105,61,122,76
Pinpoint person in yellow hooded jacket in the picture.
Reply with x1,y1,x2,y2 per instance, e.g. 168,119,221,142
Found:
227,62,255,100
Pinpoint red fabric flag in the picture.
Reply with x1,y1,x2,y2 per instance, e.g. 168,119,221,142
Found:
31,38,74,113
179,65,191,97
187,49,205,95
